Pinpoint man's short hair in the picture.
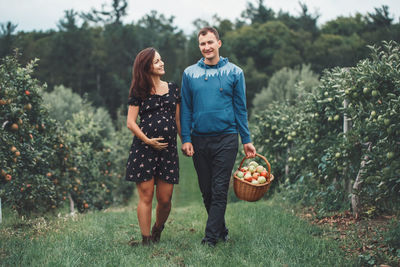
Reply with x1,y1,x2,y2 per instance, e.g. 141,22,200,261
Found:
198,27,220,40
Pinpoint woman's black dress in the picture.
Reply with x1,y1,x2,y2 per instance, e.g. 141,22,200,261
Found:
125,82,180,184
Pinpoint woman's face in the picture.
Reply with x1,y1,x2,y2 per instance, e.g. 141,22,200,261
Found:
150,52,165,76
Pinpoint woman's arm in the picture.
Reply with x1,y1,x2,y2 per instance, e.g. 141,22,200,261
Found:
175,103,182,143
127,105,167,150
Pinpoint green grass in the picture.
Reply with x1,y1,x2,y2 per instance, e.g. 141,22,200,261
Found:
0,197,356,267
172,145,202,206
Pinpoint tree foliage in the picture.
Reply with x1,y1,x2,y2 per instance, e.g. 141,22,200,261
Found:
1,1,399,116
251,41,400,216
0,54,132,215
252,64,319,111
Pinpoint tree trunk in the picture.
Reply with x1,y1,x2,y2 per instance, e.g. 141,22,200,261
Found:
343,99,349,134
351,142,372,219
343,98,351,194
96,73,101,95
68,193,75,215
285,147,290,177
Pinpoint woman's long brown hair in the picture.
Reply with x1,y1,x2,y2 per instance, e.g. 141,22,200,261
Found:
128,47,156,99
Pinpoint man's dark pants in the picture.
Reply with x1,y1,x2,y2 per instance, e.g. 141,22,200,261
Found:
192,133,238,244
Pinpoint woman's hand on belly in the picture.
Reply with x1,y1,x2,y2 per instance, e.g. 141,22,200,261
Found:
145,137,168,150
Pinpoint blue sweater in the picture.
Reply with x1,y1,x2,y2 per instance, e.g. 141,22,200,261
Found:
180,57,251,144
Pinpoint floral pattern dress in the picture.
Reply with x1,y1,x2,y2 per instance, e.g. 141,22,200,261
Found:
125,82,180,184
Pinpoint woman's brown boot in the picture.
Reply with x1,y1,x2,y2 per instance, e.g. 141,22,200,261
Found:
151,223,164,243
142,235,152,245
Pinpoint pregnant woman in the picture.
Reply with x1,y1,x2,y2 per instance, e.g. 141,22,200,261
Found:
125,47,181,245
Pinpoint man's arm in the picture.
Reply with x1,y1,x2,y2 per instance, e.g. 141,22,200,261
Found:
180,71,195,157
233,70,251,144
233,70,256,158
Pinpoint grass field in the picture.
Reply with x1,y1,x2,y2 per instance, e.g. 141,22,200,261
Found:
0,197,356,267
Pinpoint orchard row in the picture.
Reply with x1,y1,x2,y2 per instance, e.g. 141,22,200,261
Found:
250,41,400,216
0,55,133,215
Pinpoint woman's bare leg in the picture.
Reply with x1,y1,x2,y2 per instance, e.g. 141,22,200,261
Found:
136,179,155,236
155,179,174,228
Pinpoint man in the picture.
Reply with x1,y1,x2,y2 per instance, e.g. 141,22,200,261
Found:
180,27,256,247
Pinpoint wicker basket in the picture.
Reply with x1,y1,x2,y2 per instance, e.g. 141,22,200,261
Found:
233,153,274,202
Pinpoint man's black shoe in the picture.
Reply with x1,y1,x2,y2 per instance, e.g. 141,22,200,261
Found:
201,238,216,247
220,233,229,242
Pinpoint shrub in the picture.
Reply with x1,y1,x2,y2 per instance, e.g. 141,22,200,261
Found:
0,54,69,215
251,41,400,215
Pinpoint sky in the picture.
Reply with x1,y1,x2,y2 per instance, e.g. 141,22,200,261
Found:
1,0,400,34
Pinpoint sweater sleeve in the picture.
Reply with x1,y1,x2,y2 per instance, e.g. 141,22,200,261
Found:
233,70,252,144
180,71,193,143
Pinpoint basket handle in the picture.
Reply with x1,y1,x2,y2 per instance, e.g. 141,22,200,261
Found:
237,153,271,176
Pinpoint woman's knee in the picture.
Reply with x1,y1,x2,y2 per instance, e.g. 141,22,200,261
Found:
157,194,172,208
138,188,154,205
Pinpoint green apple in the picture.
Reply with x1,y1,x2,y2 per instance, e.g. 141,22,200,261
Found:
256,165,264,173
387,152,394,160
257,176,267,184
249,161,259,167
236,171,244,178
248,165,256,173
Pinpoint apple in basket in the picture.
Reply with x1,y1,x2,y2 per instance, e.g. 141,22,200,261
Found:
236,171,244,179
251,179,259,184
260,170,268,178
252,172,260,179
257,176,267,184
244,172,252,180
255,165,264,173
248,165,256,173
249,161,258,167
240,166,249,172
